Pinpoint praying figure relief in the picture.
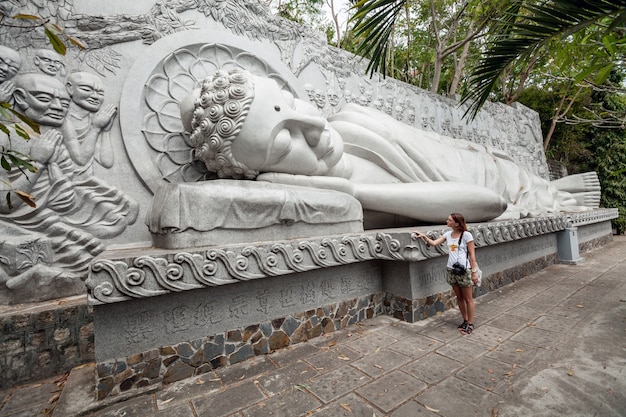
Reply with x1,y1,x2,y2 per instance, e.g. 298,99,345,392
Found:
179,68,601,227
0,45,22,102
33,49,66,78
64,72,116,175
0,68,138,304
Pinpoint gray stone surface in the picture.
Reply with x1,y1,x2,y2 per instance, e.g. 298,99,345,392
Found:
93,262,382,361
1,0,611,308
3,236,625,417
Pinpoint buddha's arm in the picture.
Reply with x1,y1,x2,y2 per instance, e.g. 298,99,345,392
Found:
257,173,507,223
354,182,507,223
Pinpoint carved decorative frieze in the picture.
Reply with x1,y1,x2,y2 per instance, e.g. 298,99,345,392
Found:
87,212,617,306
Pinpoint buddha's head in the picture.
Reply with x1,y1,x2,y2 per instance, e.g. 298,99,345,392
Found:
181,67,344,179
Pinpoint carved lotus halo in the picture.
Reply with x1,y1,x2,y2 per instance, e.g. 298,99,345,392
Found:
140,43,296,185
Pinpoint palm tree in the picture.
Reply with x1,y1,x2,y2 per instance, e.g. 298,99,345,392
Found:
461,0,626,119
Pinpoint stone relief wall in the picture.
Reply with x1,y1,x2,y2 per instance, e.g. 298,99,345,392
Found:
0,0,559,305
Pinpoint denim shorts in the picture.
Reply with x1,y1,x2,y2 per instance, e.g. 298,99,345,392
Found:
446,268,473,287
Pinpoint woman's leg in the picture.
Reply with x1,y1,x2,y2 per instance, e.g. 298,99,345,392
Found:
452,284,467,321
460,285,475,325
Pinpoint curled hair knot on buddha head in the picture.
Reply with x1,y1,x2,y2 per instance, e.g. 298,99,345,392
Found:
188,68,258,179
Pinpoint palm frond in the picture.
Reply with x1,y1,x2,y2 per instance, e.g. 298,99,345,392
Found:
461,0,626,120
350,0,407,77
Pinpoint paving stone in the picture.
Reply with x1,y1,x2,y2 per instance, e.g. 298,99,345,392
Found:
308,328,357,348
417,321,463,343
415,376,500,417
306,365,371,403
214,355,277,385
241,386,321,417
344,330,398,355
509,326,557,349
350,348,411,377
404,352,463,385
548,305,588,322
456,356,520,394
308,393,383,417
484,340,546,368
155,372,222,409
504,303,543,321
256,360,318,396
469,324,515,348
387,334,442,359
355,370,427,413
389,399,441,416
484,313,530,333
150,403,197,417
83,394,156,416
266,342,321,367
304,345,361,373
435,337,491,364
0,379,60,416
377,321,423,340
530,314,576,333
191,381,265,416
549,283,585,298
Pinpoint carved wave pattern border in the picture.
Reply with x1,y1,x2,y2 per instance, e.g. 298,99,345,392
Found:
88,210,618,305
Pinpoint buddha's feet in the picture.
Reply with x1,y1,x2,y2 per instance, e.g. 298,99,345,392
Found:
551,171,601,208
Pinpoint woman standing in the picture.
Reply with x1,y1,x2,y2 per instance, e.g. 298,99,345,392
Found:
414,213,479,334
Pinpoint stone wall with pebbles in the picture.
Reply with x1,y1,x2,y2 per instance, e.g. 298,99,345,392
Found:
0,296,94,389
94,294,385,399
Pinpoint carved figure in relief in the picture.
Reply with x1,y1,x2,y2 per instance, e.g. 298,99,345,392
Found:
33,49,66,77
0,45,22,102
0,73,138,302
64,72,116,175
180,68,600,226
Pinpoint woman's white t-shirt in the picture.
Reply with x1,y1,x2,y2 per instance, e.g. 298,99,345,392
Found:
444,231,473,269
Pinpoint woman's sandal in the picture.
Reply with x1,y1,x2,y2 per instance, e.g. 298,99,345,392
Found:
461,323,474,335
457,320,468,330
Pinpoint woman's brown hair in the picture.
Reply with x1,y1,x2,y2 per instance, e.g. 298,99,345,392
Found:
450,213,468,232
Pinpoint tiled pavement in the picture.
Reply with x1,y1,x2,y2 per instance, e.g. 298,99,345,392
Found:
2,235,625,417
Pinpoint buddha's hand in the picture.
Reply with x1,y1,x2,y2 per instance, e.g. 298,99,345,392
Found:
257,173,356,195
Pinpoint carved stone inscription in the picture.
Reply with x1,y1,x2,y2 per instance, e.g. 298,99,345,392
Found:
477,235,556,273
577,221,612,242
94,262,382,361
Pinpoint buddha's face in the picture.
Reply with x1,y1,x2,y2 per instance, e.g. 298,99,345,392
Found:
0,46,22,82
34,50,64,76
230,76,344,176
66,72,105,112
14,75,70,127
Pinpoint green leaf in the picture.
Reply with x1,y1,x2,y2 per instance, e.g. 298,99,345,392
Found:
5,192,12,210
595,62,614,85
44,25,67,55
0,123,9,136
601,34,616,55
1,156,10,171
13,124,30,140
8,109,40,134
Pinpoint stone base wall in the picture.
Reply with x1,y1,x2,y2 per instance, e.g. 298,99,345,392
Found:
0,220,616,393
0,296,94,389
384,252,558,322
94,293,385,400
